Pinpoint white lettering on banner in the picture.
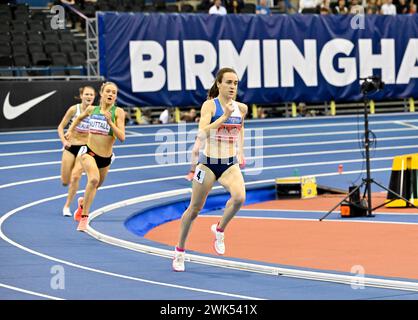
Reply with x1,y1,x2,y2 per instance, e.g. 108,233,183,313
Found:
167,40,181,91
183,41,217,90
359,39,396,84
320,39,356,86
219,40,261,88
263,39,279,88
396,39,418,84
280,39,318,87
129,38,418,92
130,41,166,92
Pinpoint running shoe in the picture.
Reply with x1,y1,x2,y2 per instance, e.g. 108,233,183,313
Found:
77,216,88,232
172,248,185,272
211,224,225,255
62,207,72,217
74,197,83,222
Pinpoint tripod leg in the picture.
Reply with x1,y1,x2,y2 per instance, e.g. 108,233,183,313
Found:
371,179,418,210
319,183,363,221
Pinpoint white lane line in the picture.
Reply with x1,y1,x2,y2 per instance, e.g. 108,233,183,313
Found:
395,121,418,130
0,127,416,146
0,283,64,300
0,136,418,157
0,195,263,300
2,134,418,158
0,154,394,190
2,144,418,171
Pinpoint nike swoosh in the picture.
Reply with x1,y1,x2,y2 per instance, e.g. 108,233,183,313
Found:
3,90,57,120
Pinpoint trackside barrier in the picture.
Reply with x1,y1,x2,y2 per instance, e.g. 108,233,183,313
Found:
86,186,418,292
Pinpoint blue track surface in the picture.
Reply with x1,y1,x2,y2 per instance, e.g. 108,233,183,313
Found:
2,113,418,300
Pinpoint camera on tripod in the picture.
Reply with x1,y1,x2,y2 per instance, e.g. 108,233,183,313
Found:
360,76,385,94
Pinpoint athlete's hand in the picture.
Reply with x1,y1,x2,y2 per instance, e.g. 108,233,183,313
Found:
238,155,246,169
104,111,113,124
64,130,72,141
63,140,71,149
223,101,234,119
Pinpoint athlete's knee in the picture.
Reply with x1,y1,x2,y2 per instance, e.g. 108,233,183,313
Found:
231,193,246,207
70,171,82,183
88,176,100,188
187,204,203,219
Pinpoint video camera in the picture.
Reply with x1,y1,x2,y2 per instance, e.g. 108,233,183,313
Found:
360,76,385,94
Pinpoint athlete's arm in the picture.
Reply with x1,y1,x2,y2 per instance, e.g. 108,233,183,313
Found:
237,103,248,167
57,105,76,147
106,107,125,142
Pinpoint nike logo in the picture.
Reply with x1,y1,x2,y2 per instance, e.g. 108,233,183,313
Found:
3,90,57,120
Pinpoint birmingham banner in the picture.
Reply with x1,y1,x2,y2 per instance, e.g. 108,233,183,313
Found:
98,13,418,107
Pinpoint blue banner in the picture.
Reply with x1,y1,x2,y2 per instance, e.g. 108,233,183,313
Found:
97,13,418,106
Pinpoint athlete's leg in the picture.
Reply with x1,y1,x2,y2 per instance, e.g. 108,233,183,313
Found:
79,154,100,217
217,165,246,230
177,164,217,249
63,156,84,209
60,150,76,186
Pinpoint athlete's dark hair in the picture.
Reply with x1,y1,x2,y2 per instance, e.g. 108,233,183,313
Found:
207,67,237,100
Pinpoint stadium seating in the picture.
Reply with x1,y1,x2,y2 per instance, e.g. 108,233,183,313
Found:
0,2,88,77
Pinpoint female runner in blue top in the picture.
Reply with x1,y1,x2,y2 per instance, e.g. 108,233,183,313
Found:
173,67,247,272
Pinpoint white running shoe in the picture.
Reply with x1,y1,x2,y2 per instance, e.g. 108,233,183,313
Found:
211,224,225,255
172,248,185,272
62,207,72,217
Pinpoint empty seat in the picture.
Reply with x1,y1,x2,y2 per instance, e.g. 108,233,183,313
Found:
0,32,11,42
0,55,13,67
43,41,60,55
26,30,43,42
59,30,74,41
27,41,43,53
11,41,27,54
31,52,51,66
13,52,31,75
0,21,11,32
11,31,26,41
11,20,28,32
74,40,86,57
0,54,13,76
30,10,48,20
0,9,12,19
68,52,85,66
50,52,68,75
14,10,29,20
43,30,60,42
59,41,74,55
28,20,44,32
51,52,68,65
68,51,86,75
13,53,31,67
0,43,12,56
